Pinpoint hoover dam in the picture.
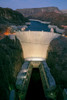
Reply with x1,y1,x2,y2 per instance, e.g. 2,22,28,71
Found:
16,31,60,60
15,31,61,100
9,31,66,100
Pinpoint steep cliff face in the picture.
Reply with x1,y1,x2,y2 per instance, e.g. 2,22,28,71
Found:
16,7,67,28
28,12,67,28
46,36,67,88
0,36,24,100
0,7,28,25
16,7,61,17
61,9,67,14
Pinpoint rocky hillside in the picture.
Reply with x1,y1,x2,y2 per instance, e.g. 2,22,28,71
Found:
16,7,61,17
46,36,67,88
29,12,67,28
16,7,67,28
0,36,24,100
61,10,67,14
0,7,28,25
61,10,67,16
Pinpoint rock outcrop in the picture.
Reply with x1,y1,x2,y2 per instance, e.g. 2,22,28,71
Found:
0,36,24,100
46,36,67,88
0,7,28,25
61,10,67,14
16,7,67,29
16,7,61,17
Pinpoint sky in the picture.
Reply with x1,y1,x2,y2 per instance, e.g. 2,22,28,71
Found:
0,0,67,10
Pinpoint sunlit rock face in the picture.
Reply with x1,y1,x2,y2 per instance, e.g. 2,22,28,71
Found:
16,31,60,59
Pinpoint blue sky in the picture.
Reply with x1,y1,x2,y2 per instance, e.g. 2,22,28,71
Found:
0,0,67,10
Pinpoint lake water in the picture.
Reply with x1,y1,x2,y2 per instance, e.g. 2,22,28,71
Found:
25,20,50,32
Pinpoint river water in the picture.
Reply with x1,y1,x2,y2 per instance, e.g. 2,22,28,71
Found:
25,20,50,32
25,68,47,100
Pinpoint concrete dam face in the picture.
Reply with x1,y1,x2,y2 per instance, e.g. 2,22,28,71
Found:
16,31,60,59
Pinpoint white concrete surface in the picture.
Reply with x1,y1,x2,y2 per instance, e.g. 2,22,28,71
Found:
16,31,60,59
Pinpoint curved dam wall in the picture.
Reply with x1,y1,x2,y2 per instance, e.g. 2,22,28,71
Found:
16,31,60,59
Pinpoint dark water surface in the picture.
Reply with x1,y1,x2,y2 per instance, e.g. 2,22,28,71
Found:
26,21,50,32
25,68,47,100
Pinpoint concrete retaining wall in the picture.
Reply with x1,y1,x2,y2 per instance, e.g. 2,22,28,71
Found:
16,31,60,59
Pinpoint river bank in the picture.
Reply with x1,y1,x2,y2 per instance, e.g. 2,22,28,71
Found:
29,19,50,24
